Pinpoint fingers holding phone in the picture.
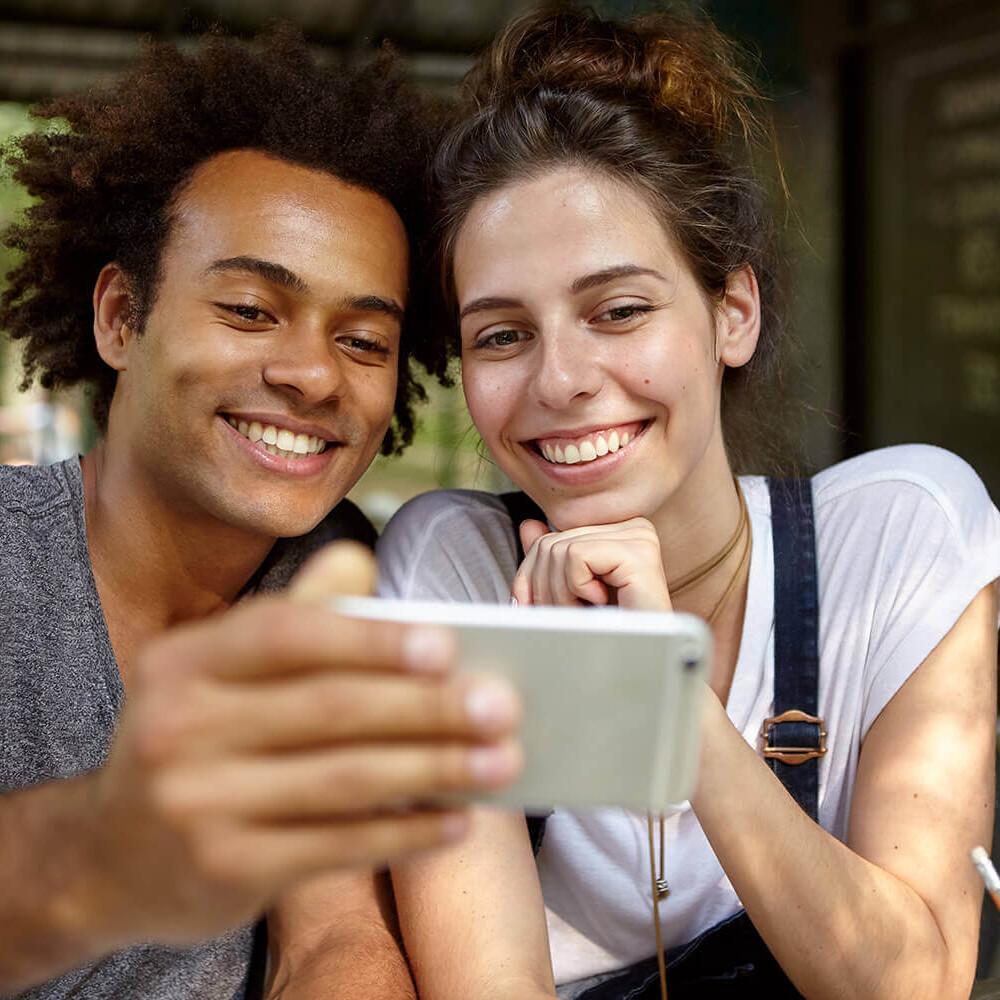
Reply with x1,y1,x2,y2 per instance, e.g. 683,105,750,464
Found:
87,543,523,946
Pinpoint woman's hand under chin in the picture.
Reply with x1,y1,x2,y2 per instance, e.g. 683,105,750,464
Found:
511,517,672,611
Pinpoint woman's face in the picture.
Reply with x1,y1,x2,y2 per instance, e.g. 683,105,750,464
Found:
454,167,745,532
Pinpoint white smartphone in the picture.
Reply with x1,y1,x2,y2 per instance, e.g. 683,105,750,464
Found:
333,596,711,811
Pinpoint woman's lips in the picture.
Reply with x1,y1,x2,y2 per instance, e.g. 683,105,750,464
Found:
531,420,647,465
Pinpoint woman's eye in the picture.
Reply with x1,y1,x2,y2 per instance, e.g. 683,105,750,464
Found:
597,304,651,323
477,328,528,349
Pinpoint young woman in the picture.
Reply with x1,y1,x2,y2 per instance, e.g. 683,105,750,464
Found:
376,9,1000,998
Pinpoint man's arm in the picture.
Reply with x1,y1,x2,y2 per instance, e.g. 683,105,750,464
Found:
0,543,522,992
264,870,414,1000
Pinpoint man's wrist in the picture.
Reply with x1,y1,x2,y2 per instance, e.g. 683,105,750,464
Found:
0,774,127,989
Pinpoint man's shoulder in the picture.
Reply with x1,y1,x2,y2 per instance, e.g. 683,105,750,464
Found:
0,459,77,518
310,497,378,550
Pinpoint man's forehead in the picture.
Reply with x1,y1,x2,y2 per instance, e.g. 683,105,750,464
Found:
162,150,409,293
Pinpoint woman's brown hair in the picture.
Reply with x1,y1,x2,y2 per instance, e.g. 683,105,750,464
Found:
433,6,795,472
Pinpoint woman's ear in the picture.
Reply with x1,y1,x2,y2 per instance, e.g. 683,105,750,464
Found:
715,265,761,370
93,264,135,372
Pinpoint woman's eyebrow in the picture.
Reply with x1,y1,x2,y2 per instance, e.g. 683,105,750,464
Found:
459,296,521,321
458,265,668,321
569,264,668,294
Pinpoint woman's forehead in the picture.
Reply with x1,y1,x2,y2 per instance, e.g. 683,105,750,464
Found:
453,168,682,299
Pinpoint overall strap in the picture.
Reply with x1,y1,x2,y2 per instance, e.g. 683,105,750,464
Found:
498,491,551,855
761,478,826,821
499,490,547,562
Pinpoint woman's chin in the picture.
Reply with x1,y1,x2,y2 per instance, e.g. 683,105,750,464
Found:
537,494,650,531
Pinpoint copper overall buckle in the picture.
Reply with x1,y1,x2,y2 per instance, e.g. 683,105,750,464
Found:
759,709,827,765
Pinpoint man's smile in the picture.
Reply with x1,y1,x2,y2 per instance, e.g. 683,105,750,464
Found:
224,415,330,460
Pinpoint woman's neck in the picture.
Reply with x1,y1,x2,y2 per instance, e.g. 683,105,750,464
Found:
649,450,751,704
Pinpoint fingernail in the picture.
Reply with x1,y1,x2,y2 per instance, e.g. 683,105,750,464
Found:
509,594,518,607
465,678,521,731
402,627,455,672
469,744,520,786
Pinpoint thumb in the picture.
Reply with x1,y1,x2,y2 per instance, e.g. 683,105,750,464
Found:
519,518,550,555
288,540,378,605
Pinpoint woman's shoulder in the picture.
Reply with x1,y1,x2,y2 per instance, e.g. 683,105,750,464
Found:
377,489,520,602
812,443,991,507
810,444,998,547
381,489,512,546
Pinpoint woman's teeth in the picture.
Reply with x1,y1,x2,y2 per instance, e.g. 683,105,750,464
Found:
226,416,328,459
540,429,631,465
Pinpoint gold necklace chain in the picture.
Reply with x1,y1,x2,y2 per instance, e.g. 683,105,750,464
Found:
646,483,752,1000
666,478,748,598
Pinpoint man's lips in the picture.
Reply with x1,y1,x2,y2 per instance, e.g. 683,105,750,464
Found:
221,413,335,460
529,420,648,465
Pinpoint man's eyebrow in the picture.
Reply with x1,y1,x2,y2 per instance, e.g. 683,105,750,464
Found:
203,256,308,294
569,264,668,294
341,294,405,325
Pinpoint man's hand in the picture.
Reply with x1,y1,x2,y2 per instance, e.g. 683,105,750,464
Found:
511,517,671,610
1,542,522,989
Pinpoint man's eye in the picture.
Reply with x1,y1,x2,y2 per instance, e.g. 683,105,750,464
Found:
217,303,272,324
342,336,390,355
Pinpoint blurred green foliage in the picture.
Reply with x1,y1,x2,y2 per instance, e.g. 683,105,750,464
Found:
0,102,43,393
0,103,40,284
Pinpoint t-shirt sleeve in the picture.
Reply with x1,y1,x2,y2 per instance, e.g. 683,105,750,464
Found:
376,490,520,604
817,446,1000,735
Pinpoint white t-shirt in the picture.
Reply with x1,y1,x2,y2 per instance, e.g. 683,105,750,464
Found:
377,445,1000,986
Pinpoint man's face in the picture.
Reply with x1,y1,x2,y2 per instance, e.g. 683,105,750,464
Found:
110,150,407,540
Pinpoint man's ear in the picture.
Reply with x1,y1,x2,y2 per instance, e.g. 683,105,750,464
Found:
714,264,761,370
93,264,136,372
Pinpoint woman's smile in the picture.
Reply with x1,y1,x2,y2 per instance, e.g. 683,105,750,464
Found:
529,419,649,466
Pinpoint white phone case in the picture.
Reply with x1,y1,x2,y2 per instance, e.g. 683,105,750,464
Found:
333,597,711,811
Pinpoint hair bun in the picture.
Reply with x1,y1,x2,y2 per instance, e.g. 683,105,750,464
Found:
464,7,762,147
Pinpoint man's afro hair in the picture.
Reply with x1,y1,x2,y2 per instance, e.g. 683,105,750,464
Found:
0,25,453,454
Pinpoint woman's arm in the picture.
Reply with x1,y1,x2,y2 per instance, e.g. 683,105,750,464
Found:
392,806,557,1000
264,869,416,999
692,580,997,1000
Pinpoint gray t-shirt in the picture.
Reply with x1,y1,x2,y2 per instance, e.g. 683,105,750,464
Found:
0,457,374,1000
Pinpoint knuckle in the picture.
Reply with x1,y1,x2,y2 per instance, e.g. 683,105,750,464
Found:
188,825,245,888
321,753,372,808
443,746,474,791
312,677,358,722
134,702,188,768
248,606,297,656
152,768,214,822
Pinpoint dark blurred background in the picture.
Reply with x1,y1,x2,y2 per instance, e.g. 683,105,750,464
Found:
2,0,999,504
1,0,999,978
1,0,998,503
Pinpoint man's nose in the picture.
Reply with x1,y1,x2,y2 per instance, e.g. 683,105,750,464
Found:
529,327,603,409
261,322,344,406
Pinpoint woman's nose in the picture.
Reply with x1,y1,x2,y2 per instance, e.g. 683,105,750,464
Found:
528,329,603,409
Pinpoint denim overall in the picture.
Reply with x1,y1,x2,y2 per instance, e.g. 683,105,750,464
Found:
501,479,825,999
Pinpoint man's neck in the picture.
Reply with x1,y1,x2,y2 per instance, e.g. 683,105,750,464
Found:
79,443,277,682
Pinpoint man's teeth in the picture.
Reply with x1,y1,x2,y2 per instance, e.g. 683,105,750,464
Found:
226,417,328,459
540,429,631,465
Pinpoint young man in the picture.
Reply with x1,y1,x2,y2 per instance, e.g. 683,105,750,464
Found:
0,30,521,999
